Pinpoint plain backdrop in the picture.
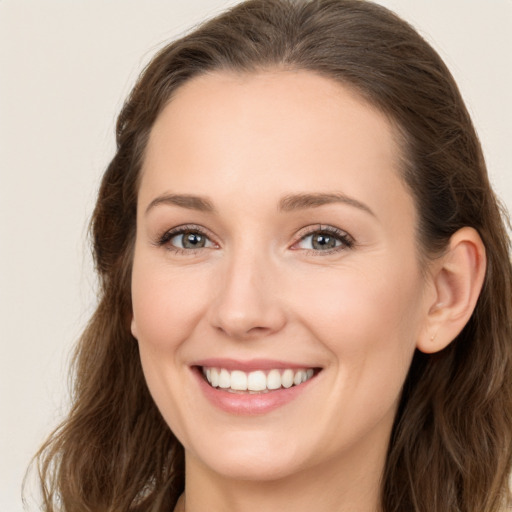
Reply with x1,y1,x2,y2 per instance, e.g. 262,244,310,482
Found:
1,1,511,510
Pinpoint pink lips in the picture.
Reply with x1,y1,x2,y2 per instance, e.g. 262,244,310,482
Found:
191,358,320,416
194,358,313,371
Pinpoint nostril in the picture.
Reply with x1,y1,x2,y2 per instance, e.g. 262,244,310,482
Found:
208,271,287,338
216,324,275,340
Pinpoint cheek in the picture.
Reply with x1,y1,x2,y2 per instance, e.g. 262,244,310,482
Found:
291,258,423,384
293,261,423,439
130,254,211,440
131,255,211,351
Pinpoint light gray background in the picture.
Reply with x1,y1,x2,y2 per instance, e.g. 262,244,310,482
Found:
1,1,511,510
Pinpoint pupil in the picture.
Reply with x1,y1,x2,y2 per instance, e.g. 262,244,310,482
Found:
312,234,335,250
183,232,205,248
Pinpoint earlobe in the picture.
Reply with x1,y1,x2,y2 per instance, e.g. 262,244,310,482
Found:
417,227,486,354
131,316,138,340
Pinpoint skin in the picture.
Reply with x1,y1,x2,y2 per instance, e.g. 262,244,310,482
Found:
130,70,484,512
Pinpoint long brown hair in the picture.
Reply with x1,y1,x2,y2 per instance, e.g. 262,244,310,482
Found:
32,1,512,510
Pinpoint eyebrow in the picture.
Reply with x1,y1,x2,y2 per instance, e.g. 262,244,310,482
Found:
279,193,375,216
145,193,216,214
145,191,374,217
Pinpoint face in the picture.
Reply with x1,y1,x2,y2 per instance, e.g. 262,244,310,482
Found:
131,70,431,482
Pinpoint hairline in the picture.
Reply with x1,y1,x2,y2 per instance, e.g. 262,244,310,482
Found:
132,65,436,275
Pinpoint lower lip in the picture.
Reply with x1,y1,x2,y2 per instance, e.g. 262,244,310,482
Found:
192,367,318,415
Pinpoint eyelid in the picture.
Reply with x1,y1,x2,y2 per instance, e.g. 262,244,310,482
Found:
291,224,355,253
155,224,219,252
153,223,354,255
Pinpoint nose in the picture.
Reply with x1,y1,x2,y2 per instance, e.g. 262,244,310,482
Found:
208,249,287,340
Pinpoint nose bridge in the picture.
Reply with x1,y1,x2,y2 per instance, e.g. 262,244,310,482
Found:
209,240,286,339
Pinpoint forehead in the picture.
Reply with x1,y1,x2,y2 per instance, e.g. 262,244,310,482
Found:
146,70,402,168
140,70,413,225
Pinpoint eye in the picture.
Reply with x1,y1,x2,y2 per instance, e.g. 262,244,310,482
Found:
171,231,211,249
294,226,353,253
157,226,217,252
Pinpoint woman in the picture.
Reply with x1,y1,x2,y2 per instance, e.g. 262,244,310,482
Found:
34,0,512,511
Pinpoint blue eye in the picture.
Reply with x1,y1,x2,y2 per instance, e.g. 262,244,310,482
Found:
295,228,353,252
158,227,215,252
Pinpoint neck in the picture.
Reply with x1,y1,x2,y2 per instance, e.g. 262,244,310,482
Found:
181,440,386,512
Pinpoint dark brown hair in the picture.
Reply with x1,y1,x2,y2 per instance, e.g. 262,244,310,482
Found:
32,1,512,511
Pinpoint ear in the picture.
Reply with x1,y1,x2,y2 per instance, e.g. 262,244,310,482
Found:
131,316,139,340
416,227,486,354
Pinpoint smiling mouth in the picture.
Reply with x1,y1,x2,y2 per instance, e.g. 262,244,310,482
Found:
200,367,319,394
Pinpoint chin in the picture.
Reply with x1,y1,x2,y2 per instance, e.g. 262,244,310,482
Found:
204,455,304,482
187,430,310,482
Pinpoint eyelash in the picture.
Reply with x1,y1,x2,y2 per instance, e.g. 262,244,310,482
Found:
292,225,354,255
156,224,216,255
155,224,354,255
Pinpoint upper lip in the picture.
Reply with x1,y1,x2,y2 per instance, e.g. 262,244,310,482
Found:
192,358,321,372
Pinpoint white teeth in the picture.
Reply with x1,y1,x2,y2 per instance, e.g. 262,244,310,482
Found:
247,371,267,391
210,368,219,387
230,370,247,391
281,369,294,388
218,369,231,389
293,370,306,386
202,366,316,392
267,369,281,390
